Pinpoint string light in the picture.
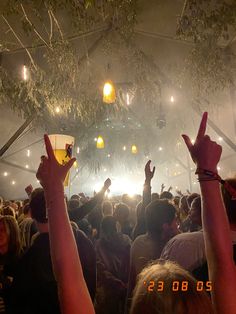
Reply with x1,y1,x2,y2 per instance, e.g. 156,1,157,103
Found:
11,180,16,185
107,154,111,158
76,147,80,154
123,146,127,151
27,149,31,157
126,93,130,105
218,137,223,142
55,107,60,114
25,164,29,169
22,65,28,81
158,147,163,151
103,81,116,104
170,96,174,103
3,172,8,177
94,137,98,142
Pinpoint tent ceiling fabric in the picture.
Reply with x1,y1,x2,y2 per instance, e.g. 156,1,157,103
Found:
0,0,236,199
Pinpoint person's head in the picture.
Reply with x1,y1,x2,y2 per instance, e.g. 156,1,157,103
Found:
186,193,199,209
221,178,236,226
145,200,178,240
151,193,159,201
173,196,180,207
102,201,113,216
0,216,21,257
70,194,80,201
114,203,130,224
100,216,118,239
23,203,31,217
2,206,15,218
179,195,189,215
29,188,47,224
130,260,213,314
160,191,173,200
189,196,202,227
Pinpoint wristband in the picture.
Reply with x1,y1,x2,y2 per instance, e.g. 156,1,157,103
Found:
196,168,236,200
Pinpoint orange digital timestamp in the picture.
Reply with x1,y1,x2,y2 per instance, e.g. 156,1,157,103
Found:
143,280,212,292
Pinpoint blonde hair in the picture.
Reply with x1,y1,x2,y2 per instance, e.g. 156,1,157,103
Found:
130,260,213,314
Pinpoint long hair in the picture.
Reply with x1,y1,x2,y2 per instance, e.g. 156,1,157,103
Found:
130,260,214,314
0,215,21,258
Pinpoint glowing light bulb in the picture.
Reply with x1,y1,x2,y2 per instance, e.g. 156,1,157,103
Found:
11,180,16,185
3,172,8,177
107,154,111,158
131,145,138,154
76,147,80,154
103,81,116,104
218,137,223,142
96,136,105,149
55,107,60,114
126,93,130,105
158,147,163,151
170,96,174,103
217,166,221,171
123,146,127,151
27,149,31,157
191,139,195,144
25,164,29,169
22,65,28,81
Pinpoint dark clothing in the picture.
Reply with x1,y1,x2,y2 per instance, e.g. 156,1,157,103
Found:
68,190,105,223
10,231,96,314
95,233,131,314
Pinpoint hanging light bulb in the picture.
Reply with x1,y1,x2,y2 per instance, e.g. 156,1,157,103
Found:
103,81,116,104
131,145,138,154
96,136,105,149
22,65,29,81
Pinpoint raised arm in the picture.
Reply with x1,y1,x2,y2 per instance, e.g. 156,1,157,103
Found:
70,178,111,221
132,160,155,239
36,135,95,314
182,112,236,314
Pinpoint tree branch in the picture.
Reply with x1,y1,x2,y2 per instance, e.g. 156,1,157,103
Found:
20,4,52,50
1,15,37,70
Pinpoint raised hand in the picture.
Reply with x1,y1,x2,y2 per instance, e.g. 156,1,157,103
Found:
161,183,165,192
145,160,156,182
36,134,76,190
176,189,183,196
182,112,222,173
168,186,172,192
25,184,33,196
103,178,111,190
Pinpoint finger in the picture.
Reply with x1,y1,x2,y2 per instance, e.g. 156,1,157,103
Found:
64,157,76,172
196,112,208,141
145,160,151,169
152,166,156,175
44,134,56,161
182,134,193,151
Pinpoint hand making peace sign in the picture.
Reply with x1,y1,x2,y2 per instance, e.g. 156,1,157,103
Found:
182,112,222,173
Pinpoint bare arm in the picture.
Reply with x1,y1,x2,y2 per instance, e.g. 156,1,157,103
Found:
182,112,236,314
37,135,95,314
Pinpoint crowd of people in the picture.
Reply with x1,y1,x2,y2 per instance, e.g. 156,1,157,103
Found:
0,112,235,313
